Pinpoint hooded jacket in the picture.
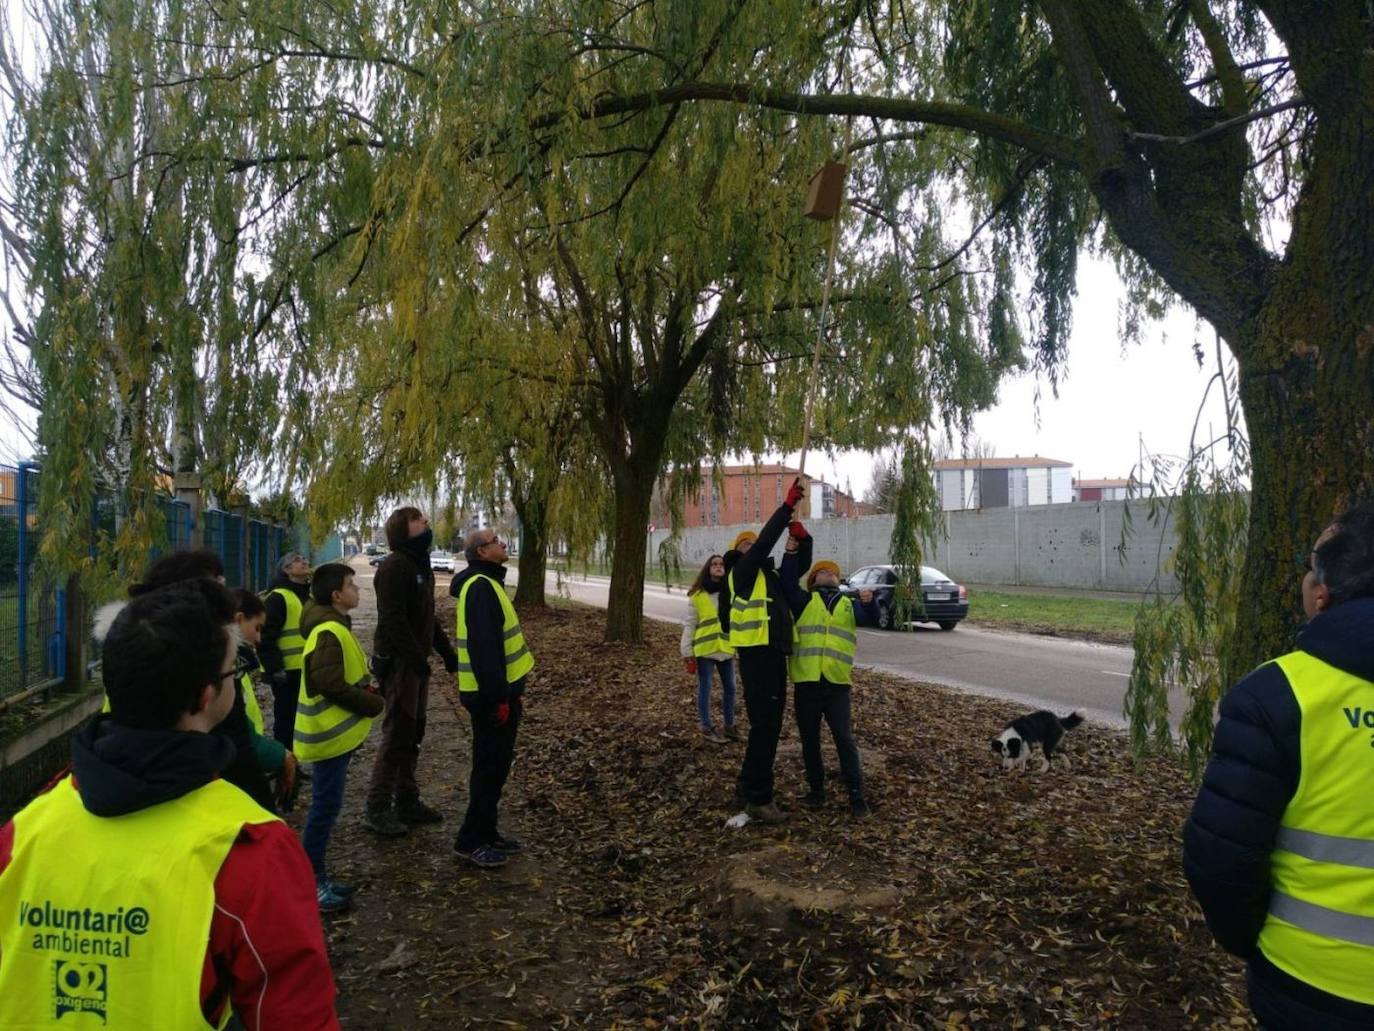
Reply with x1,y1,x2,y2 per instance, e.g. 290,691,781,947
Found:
449,560,525,707
721,501,798,654
259,572,311,676
374,542,457,677
0,716,338,1028
299,601,385,718
1184,596,1374,1030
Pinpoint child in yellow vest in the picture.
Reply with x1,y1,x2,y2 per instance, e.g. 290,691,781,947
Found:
680,554,739,743
296,564,384,913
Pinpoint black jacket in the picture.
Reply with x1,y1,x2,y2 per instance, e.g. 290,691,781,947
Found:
1183,596,1374,1029
374,545,457,677
449,561,525,707
259,574,310,677
72,715,237,817
721,502,798,654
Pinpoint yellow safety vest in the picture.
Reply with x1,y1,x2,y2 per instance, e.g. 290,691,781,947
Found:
788,593,858,685
727,569,771,648
690,591,734,658
0,775,277,1029
455,574,534,692
1256,649,1374,1004
270,588,305,672
239,673,265,737
293,622,375,762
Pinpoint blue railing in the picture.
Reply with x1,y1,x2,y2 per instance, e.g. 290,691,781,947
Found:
0,462,63,701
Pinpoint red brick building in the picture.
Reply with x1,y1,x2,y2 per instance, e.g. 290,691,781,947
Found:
674,465,873,528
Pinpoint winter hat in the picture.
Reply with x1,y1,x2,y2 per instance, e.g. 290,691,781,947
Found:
278,551,308,572
730,530,757,552
806,560,842,589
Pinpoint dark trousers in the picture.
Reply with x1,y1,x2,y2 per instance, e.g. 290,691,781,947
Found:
301,750,352,881
456,700,521,850
735,647,788,805
366,668,430,808
794,680,864,799
270,669,301,749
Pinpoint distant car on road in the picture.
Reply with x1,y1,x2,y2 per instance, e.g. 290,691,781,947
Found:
839,564,969,631
364,544,380,556
430,550,456,573
368,551,388,567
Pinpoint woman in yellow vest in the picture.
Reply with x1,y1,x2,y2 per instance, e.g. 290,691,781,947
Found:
294,564,384,914
232,589,300,809
680,555,739,744
1185,499,1374,1030
779,523,881,817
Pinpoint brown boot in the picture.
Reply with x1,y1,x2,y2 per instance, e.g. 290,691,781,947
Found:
722,724,742,742
745,801,786,824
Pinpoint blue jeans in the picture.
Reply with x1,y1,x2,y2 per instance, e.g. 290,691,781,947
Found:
696,657,736,730
301,750,352,881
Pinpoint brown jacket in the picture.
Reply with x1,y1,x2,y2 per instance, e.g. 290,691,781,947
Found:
300,601,384,718
373,547,456,675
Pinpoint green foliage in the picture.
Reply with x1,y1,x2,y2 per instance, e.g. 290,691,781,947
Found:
887,435,943,628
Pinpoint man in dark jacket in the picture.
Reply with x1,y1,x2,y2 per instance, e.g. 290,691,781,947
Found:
724,476,805,823
1184,499,1374,1031
449,528,530,868
261,552,312,749
364,507,459,837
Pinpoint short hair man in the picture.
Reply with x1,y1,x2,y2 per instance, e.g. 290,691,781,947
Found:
1185,500,1374,1030
448,528,532,867
0,581,338,1027
365,507,459,837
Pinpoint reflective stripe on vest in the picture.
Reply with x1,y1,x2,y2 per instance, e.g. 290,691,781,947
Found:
294,623,375,762
727,569,771,648
0,776,276,1029
788,593,858,684
455,574,535,692
1257,649,1374,1004
690,591,734,658
239,672,265,737
270,588,305,671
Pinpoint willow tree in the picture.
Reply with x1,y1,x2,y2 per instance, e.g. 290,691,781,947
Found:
2,0,303,574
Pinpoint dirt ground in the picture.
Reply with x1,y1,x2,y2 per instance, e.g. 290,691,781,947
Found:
273,577,1252,1029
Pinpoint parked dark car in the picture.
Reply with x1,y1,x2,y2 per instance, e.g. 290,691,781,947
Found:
838,564,969,630
367,551,388,567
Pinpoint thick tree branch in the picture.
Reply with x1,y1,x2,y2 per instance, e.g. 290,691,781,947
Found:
1128,99,1308,145
528,83,1085,168
1187,0,1248,118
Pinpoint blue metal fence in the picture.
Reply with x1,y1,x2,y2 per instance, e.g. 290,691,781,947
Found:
203,509,248,588
0,462,64,701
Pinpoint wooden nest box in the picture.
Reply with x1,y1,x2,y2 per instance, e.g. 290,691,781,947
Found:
804,160,848,221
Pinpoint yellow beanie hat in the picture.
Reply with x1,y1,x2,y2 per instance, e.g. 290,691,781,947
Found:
731,530,758,552
807,560,842,588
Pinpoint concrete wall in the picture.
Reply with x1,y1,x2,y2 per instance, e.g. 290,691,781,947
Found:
649,498,1177,594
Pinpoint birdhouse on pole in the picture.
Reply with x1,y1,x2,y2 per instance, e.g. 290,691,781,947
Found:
804,160,848,221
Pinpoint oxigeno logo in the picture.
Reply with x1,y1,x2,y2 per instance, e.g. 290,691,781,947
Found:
54,960,108,1022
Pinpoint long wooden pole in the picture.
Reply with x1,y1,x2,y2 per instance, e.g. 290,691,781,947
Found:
796,116,854,483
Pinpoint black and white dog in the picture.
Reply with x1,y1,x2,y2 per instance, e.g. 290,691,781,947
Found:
991,710,1084,773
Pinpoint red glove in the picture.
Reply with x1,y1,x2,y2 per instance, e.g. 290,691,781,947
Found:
785,477,805,508
684,657,698,674
495,701,511,726
788,520,809,540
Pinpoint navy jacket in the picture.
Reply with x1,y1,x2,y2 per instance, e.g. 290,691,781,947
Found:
1183,596,1374,1029
449,561,525,708
721,502,798,655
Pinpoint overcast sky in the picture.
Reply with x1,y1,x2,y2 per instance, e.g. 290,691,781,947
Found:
781,250,1242,500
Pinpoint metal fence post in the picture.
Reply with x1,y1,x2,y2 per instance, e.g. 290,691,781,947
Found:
17,460,32,688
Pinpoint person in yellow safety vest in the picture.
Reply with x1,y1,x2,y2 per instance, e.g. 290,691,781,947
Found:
777,524,882,817
261,552,312,750
680,554,739,744
0,580,340,1028
723,476,806,825
1185,499,1374,1031
449,528,533,869
232,589,300,810
294,564,384,915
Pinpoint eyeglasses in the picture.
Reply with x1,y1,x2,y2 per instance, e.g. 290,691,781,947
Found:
481,535,504,549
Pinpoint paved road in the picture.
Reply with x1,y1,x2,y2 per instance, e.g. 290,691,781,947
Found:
354,561,1180,730
542,571,1185,730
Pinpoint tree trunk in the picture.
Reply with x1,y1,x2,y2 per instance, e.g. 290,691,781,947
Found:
1228,118,1374,683
512,490,549,609
604,455,658,643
